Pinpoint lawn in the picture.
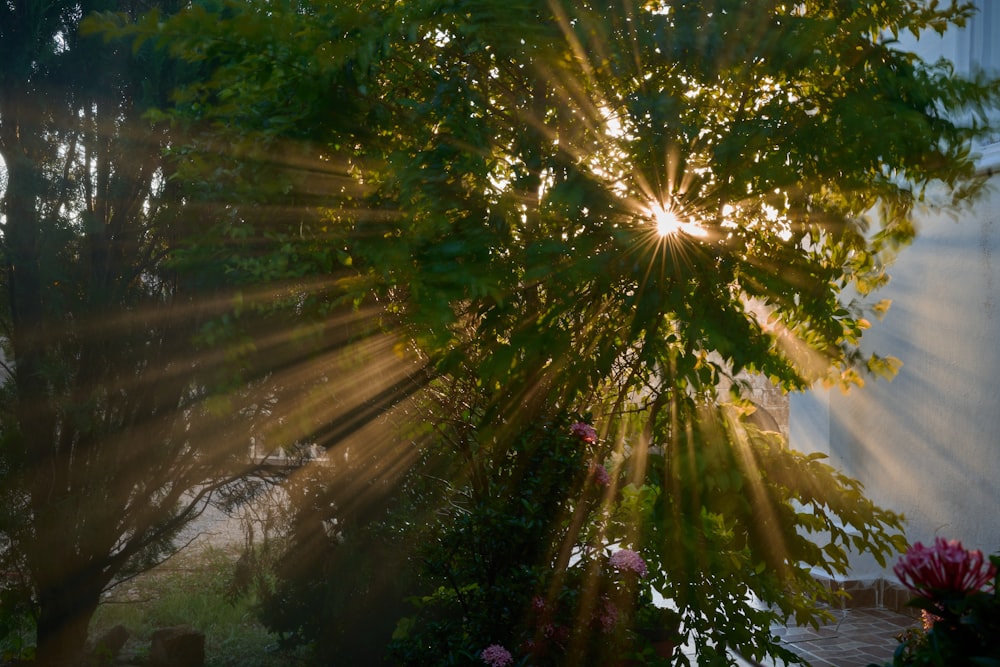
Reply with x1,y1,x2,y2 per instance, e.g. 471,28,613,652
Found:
88,544,304,667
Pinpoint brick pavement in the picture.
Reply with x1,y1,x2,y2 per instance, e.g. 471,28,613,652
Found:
769,607,919,667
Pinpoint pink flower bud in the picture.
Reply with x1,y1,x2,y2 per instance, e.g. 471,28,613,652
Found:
894,537,996,599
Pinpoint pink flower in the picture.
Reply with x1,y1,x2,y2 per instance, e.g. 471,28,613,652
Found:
894,537,996,598
597,595,619,632
609,548,648,578
570,422,597,443
480,643,513,667
590,461,610,486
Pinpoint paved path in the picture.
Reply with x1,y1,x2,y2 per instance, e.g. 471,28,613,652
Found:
673,606,918,666
769,607,918,667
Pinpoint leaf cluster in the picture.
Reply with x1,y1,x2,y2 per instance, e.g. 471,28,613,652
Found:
103,0,1000,409
601,399,905,664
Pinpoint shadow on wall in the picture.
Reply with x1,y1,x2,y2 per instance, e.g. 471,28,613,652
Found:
791,200,1000,577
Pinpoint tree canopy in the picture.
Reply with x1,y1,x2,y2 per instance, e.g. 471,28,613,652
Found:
121,0,998,406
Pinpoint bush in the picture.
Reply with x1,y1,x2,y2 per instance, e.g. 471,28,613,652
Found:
249,381,906,666
249,464,418,665
388,399,906,666
90,545,295,667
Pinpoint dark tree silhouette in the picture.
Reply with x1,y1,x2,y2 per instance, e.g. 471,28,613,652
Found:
0,2,251,663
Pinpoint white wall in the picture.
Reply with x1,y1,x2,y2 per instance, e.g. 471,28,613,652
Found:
791,178,1000,579
790,1,1000,582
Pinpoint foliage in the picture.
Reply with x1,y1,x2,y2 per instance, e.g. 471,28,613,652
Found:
240,464,419,666
0,505,34,662
114,0,1000,398
878,543,1000,667
387,412,622,666
95,0,1000,665
602,401,906,664
389,398,904,666
90,545,301,667
0,595,35,664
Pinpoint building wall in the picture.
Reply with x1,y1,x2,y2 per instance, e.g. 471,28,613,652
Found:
789,7,1000,581
791,183,1000,580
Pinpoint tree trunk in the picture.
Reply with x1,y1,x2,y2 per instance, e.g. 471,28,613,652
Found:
34,582,101,667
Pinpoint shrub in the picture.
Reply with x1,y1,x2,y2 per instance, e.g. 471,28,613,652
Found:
880,539,1000,667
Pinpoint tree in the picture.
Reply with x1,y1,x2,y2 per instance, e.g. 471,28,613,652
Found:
114,0,1000,663
0,2,268,664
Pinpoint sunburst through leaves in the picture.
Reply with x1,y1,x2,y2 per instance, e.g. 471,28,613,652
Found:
4,0,998,664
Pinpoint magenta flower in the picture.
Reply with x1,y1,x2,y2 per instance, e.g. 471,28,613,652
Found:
570,422,597,443
480,643,513,667
609,548,648,578
894,537,996,598
590,461,610,486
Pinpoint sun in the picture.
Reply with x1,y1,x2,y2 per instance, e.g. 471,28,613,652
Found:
647,205,709,239
652,206,682,237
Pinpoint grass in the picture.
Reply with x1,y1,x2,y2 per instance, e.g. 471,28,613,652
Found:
90,544,307,666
